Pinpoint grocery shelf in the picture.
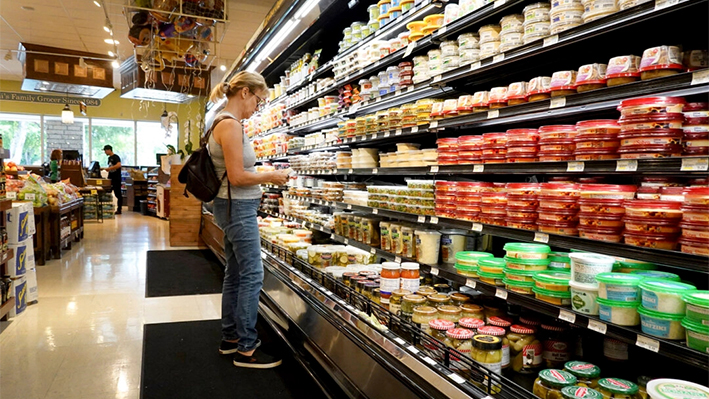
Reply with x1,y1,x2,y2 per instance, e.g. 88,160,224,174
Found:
431,0,526,43
282,195,709,272
260,207,709,372
286,62,335,95
0,199,12,212
0,297,14,321
349,83,455,118
284,83,339,113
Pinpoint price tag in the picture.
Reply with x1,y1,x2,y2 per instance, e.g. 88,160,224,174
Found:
407,345,420,354
25,193,35,200
343,75,350,82
472,223,483,232
417,216,426,223
559,310,576,324
433,75,442,83
372,133,378,139
330,234,335,239
404,41,417,58
372,168,378,174
350,103,360,113
411,126,419,133
567,161,585,172
348,168,354,174
7,192,16,199
616,159,638,172
395,256,402,263
394,337,407,345
370,248,377,254
344,238,349,245
347,305,356,312
534,232,550,243
407,85,415,93
655,0,680,10
430,166,439,173
261,252,267,260
422,356,437,366
543,34,559,47
347,204,352,210
636,335,660,352
372,209,379,214
429,121,439,129
494,0,506,7
384,132,391,137
437,26,447,36
681,157,708,171
395,90,402,97
495,288,508,299
430,268,439,276
587,319,607,334
692,69,709,85
324,289,333,296
487,110,500,119
429,217,439,225
90,190,98,195
470,61,482,71
492,53,505,63
395,129,402,136
449,373,466,384
466,279,476,289
550,96,566,108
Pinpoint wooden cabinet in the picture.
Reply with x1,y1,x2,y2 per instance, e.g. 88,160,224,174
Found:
169,165,203,247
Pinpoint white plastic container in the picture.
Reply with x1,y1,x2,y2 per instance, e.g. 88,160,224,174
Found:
569,280,600,315
639,280,697,315
597,297,640,326
440,229,468,264
414,230,441,264
568,252,616,286
647,379,709,399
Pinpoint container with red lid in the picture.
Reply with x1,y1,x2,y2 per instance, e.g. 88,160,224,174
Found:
659,186,685,202
639,45,683,80
539,125,577,141
579,213,624,229
574,137,621,149
681,206,709,224
623,231,679,250
456,195,481,205
457,181,495,193
489,87,508,108
506,217,538,230
435,181,458,192
575,120,621,137
536,219,579,236
541,143,576,153
459,205,483,214
437,138,459,150
507,145,540,155
578,198,626,215
458,211,481,221
539,152,575,162
624,217,682,235
617,96,686,116
537,209,579,223
605,55,641,86
508,197,540,208
506,183,540,195
458,135,484,150
481,191,508,206
680,222,709,241
578,226,623,242
618,128,683,142
683,187,709,206
538,196,580,211
479,215,506,226
574,148,618,160
618,146,683,159
507,129,539,144
507,208,539,219
483,132,509,147
482,157,508,164
549,70,578,96
679,237,709,255
437,194,457,204
483,148,508,156
507,156,539,163
575,63,607,92
457,95,475,113
471,91,490,110
618,114,684,132
578,184,636,199
540,183,579,197
636,186,661,200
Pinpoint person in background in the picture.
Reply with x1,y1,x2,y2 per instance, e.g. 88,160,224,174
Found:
102,145,123,215
49,149,62,183
209,71,290,369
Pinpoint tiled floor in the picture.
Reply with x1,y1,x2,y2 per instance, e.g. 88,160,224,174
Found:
0,213,221,399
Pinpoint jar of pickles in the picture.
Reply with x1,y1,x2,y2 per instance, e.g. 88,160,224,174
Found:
429,319,456,341
478,325,510,369
596,378,642,399
401,294,427,322
508,324,543,374
533,369,578,399
560,386,604,399
446,328,475,364
471,335,503,374
437,305,463,324
564,361,601,389
461,303,485,319
389,289,412,316
459,317,485,333
413,305,437,334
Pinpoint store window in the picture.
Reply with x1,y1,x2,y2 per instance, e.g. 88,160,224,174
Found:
0,113,42,165
136,121,177,166
91,119,135,167
43,116,89,167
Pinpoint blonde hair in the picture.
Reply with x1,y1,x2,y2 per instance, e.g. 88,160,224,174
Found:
210,71,268,103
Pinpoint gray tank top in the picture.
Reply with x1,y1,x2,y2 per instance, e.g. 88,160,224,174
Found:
208,112,262,200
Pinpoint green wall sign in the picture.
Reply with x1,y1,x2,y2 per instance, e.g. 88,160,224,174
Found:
0,91,101,106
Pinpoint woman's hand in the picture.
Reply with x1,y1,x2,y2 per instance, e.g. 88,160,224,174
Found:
268,169,290,186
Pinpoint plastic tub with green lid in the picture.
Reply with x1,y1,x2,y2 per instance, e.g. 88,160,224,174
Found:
681,318,709,352
639,279,697,315
595,272,644,302
534,271,571,292
504,242,551,259
637,306,685,340
682,291,709,324
646,378,709,399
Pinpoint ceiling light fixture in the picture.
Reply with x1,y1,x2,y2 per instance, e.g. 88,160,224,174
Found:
108,51,115,57
294,0,321,19
21,6,35,11
111,60,119,68
219,64,226,71
104,39,119,45
103,26,111,33
93,0,101,7
61,104,74,124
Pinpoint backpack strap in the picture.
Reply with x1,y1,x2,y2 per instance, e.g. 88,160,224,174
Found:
203,113,241,219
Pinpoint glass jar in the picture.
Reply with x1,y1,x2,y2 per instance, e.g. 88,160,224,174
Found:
363,282,379,300
401,225,416,258
401,294,427,322
541,323,571,369
389,289,412,316
380,262,401,294
564,361,601,389
478,325,510,369
484,304,505,321
413,305,437,334
508,324,542,374
434,283,451,293
487,316,513,332
437,305,463,324
459,317,485,333
427,293,450,307
429,319,456,342
401,262,420,292
596,378,642,399
450,292,471,306
416,286,437,297
533,369,578,399
380,221,391,251
461,304,485,320
471,335,503,374
445,327,474,359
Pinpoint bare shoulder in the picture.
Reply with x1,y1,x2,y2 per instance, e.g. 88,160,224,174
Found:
213,118,242,144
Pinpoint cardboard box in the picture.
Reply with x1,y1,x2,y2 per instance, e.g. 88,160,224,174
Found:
6,239,35,278
10,275,27,317
25,268,37,303
6,202,34,243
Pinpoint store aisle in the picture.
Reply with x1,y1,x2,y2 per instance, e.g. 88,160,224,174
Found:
0,213,222,399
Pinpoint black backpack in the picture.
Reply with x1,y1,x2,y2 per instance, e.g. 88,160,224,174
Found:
178,114,235,202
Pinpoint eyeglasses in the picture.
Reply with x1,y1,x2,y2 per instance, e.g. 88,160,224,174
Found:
253,92,266,110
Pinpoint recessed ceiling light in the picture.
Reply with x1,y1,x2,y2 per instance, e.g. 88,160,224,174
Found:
104,39,119,45
103,26,111,33
219,64,226,71
108,51,115,57
93,1,101,7
111,60,119,68
21,6,35,11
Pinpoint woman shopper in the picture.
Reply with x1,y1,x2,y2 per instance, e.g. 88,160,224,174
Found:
49,149,62,183
209,71,290,369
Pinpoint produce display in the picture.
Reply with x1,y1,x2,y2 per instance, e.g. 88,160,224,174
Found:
6,175,81,207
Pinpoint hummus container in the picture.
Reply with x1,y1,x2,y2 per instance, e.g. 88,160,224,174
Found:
618,96,685,116
456,251,494,267
537,209,579,223
478,257,507,274
539,125,578,141
630,270,680,281
455,262,479,277
569,252,615,286
458,32,480,49
503,277,535,295
506,216,538,229
533,286,572,305
577,184,636,200
528,76,552,101
646,378,709,399
480,41,501,59
540,183,579,197
624,231,679,250
683,187,709,206
597,297,640,326
575,63,607,92
624,217,681,234
550,70,578,96
508,197,540,208
504,267,540,283
595,272,643,302
524,2,552,22
624,200,682,220
549,252,571,270
637,306,685,340
577,226,623,242
578,213,624,229
478,24,502,44
523,22,551,43
478,270,506,286
683,291,709,324
534,271,571,292
575,120,621,137
639,45,683,80
605,55,641,86
569,280,600,315
537,219,579,236
618,114,684,131
578,198,626,215
682,318,709,353
500,14,525,32
640,279,697,314
505,256,551,271
539,152,575,161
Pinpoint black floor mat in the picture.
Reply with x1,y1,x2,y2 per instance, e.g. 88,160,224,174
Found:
141,319,328,399
145,250,224,297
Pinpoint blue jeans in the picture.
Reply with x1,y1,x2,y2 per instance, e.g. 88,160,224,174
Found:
213,197,263,352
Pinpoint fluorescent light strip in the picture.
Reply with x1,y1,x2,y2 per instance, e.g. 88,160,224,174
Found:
294,0,320,19
257,19,298,62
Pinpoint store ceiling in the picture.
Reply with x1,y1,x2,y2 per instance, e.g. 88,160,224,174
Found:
0,0,276,84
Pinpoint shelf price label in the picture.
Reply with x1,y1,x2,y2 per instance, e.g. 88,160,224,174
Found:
473,164,485,173
470,61,482,71
587,319,607,334
404,41,417,58
534,232,550,243
691,69,709,85
567,161,585,172
559,310,576,324
429,121,439,129
422,356,437,366
372,209,379,214
25,193,35,201
261,252,267,260
472,223,483,232
430,217,439,224
681,157,708,171
616,159,638,171
487,110,500,119
407,85,415,93
395,129,403,136
449,373,466,384
543,34,559,47
492,53,505,63
494,0,506,7
344,238,349,245
495,288,508,299
430,166,439,173
437,26,447,36
465,279,476,289
370,248,377,255
430,268,439,276
394,337,407,345
407,345,420,354
330,234,335,240
550,96,566,108
411,126,419,133
417,216,426,223
384,132,391,138
372,168,379,174
432,75,442,83
395,256,402,263
636,335,660,352
372,133,378,139
347,204,352,209
348,168,354,174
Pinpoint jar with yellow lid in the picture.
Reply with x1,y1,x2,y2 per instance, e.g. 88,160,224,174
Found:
563,361,601,389
533,369,578,399
376,110,390,131
413,305,437,334
389,289,412,316
401,294,427,322
471,335,503,374
462,303,485,320
450,292,471,306
388,107,403,129
508,324,543,374
427,293,450,307
437,305,463,324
